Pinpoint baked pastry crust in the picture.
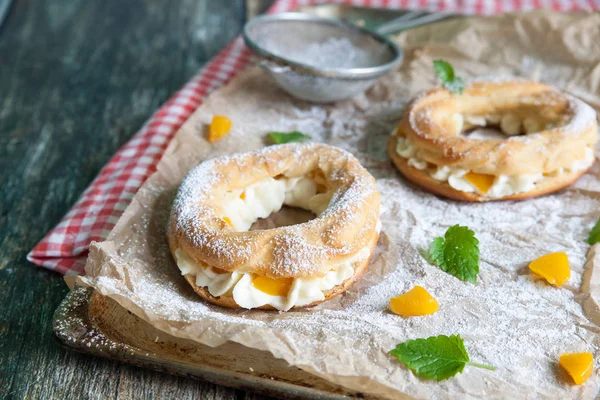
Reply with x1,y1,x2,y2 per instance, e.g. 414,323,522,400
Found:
167,143,380,309
389,80,597,201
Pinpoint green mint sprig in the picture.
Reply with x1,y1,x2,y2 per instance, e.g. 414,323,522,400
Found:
433,60,464,94
429,225,480,283
588,218,600,245
390,334,496,381
267,131,311,144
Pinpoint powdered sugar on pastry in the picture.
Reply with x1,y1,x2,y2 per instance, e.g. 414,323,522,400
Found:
169,143,380,278
172,174,380,310
390,80,598,201
167,143,381,310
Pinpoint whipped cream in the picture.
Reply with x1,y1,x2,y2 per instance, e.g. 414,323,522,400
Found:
395,135,595,198
175,175,380,311
175,241,376,311
220,176,331,232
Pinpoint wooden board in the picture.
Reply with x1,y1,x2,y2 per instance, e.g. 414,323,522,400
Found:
54,287,375,399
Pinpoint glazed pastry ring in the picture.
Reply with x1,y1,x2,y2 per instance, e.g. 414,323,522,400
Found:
167,143,380,310
388,80,597,201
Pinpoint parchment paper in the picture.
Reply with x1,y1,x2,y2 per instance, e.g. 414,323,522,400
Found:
77,11,600,399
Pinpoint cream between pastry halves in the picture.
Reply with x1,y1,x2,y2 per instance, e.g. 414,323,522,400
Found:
167,143,381,311
388,80,597,201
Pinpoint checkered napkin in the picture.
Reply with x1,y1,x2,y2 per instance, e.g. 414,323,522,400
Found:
28,0,599,275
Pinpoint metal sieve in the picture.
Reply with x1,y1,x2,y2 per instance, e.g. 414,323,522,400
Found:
243,11,451,103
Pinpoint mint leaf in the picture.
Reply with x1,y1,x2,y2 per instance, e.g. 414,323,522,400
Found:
588,218,600,245
418,247,434,264
433,60,455,82
267,131,311,144
389,334,496,381
428,225,480,283
429,237,445,267
433,60,464,94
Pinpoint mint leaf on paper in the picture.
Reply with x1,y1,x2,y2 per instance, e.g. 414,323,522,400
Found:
390,334,496,381
433,60,464,94
588,218,600,245
428,225,480,283
267,131,311,144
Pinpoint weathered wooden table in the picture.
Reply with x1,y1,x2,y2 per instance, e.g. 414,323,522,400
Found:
0,1,278,398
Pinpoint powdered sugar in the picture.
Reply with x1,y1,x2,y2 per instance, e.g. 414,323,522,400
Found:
80,64,600,399
408,80,597,140
291,37,376,69
564,92,598,134
260,33,386,70
171,143,378,277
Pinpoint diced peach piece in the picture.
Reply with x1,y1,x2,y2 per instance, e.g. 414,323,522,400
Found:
560,352,594,385
208,115,232,143
464,172,495,194
528,252,570,286
251,276,294,297
390,286,439,317
223,217,233,226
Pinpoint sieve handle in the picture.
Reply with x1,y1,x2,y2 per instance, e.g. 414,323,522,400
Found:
375,10,454,36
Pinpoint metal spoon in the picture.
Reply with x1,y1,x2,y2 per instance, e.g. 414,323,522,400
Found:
243,11,451,103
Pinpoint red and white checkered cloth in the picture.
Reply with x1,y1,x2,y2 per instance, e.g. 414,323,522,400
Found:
28,0,600,275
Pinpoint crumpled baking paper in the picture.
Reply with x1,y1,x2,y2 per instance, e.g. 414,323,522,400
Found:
77,11,600,399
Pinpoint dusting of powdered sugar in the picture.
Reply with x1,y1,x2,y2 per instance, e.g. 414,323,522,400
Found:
465,74,530,86
408,79,597,142
171,142,377,276
263,36,384,70
81,64,600,399
562,92,598,134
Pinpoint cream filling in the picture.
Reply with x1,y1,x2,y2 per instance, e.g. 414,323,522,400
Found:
395,135,595,199
174,240,377,311
175,176,380,311
220,176,331,232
